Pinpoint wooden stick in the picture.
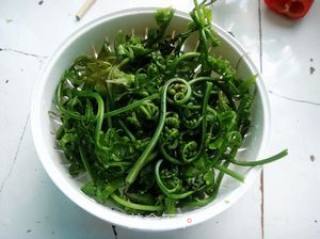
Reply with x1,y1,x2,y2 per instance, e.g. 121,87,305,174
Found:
75,0,96,21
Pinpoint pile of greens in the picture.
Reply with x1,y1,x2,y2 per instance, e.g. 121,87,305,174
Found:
54,0,287,215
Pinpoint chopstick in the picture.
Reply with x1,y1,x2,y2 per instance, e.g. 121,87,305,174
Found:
75,0,96,21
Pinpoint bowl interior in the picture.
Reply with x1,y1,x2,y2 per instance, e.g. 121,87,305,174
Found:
31,8,268,231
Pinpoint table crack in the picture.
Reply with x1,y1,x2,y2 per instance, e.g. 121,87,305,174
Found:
269,90,320,106
112,225,118,239
0,47,48,59
258,1,265,239
0,114,30,193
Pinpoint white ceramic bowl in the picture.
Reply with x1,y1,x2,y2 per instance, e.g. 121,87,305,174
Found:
31,8,270,231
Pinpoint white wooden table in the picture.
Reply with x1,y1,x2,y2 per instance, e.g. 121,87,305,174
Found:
1,0,319,238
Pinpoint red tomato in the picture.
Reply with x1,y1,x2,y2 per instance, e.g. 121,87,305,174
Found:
264,0,314,19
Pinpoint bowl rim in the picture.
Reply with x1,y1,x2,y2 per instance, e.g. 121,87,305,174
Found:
31,7,270,231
